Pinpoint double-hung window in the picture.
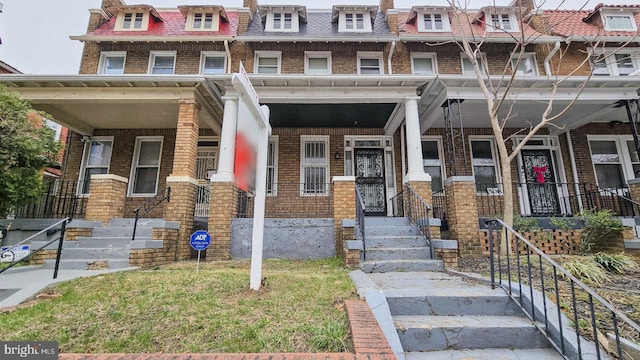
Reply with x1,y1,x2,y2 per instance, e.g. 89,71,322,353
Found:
345,13,364,30
255,51,281,74
487,11,518,32
129,137,163,196
470,138,499,192
300,136,329,195
421,138,444,192
79,137,113,195
193,13,214,29
588,137,640,189
512,54,538,76
267,136,278,196
121,12,145,30
338,10,372,32
461,54,487,75
412,53,437,75
592,51,640,76
305,52,331,75
98,52,126,75
358,52,383,74
200,52,226,74
602,11,637,31
149,52,176,74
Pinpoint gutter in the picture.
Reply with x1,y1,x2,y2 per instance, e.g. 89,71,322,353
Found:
224,39,232,73
566,131,583,210
544,42,561,76
566,35,640,43
69,35,235,42
387,41,396,75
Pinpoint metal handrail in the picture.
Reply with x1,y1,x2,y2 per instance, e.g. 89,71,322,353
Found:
0,217,71,279
404,184,433,257
132,187,171,240
487,218,640,359
390,191,404,217
355,186,366,260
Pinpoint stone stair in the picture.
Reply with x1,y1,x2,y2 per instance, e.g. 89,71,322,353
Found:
367,271,561,359
41,218,170,270
360,217,443,273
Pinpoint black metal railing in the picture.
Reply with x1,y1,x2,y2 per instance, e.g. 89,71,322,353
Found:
487,219,640,359
390,191,404,217
432,189,448,231
582,183,640,217
404,184,433,256
0,218,71,279
12,180,86,219
355,186,366,260
195,184,210,218
236,183,333,218
131,187,171,240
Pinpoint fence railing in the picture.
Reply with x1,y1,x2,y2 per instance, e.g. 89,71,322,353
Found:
582,183,640,217
390,191,404,217
11,180,86,219
195,184,210,218
355,186,367,260
236,183,333,218
431,189,447,231
404,184,433,256
487,219,640,359
131,187,171,240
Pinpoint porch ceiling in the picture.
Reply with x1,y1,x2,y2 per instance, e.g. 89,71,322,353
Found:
267,103,396,128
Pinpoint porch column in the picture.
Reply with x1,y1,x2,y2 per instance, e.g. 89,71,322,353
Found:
163,99,200,260
404,96,429,182
85,174,128,226
444,176,481,257
208,96,240,261
333,176,356,258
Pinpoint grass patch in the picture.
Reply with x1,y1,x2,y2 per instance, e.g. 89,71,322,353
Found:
0,258,357,353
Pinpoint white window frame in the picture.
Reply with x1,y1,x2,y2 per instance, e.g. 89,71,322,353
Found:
267,136,279,196
339,11,372,32
591,49,640,76
78,136,114,196
417,12,450,32
186,11,220,31
357,52,384,75
199,51,227,74
411,53,438,75
601,10,637,32
128,136,163,197
300,135,330,196
98,51,126,75
588,135,639,188
461,53,487,75
254,51,282,74
469,136,501,194
487,11,519,32
421,136,446,192
44,119,62,142
148,51,176,75
511,53,538,76
304,51,332,75
116,11,149,31
266,11,299,32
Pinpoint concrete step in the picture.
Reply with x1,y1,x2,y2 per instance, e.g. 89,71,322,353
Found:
366,235,427,248
395,315,551,351
366,226,422,237
405,348,562,359
107,218,165,227
60,248,130,260
361,259,443,273
42,259,130,270
91,226,152,238
71,237,134,249
364,246,432,261
365,217,411,226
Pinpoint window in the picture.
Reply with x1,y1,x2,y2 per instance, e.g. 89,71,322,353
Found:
149,52,176,74
512,54,538,76
358,52,383,75
267,136,278,196
255,52,281,74
461,54,487,75
418,12,450,32
44,119,62,142
487,12,518,32
339,11,372,32
602,12,637,31
412,53,437,75
588,136,640,189
300,136,329,195
129,137,163,196
591,51,640,76
193,13,214,29
117,12,148,31
422,138,444,192
305,52,331,75
98,52,126,75
200,52,226,74
266,12,299,32
79,137,113,195
470,138,499,192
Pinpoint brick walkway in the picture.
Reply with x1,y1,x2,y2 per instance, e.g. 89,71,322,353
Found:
59,300,396,360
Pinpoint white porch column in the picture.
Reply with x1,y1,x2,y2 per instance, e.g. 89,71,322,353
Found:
404,96,430,182
214,96,238,182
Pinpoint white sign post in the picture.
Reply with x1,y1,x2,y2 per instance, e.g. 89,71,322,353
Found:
232,62,271,291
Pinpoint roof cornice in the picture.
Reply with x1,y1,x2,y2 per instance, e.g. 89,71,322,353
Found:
69,35,234,42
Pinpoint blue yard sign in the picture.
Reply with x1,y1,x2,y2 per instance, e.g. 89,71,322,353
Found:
190,230,211,251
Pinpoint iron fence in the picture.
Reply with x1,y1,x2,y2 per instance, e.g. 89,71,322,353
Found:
487,219,640,359
12,180,86,219
431,189,447,230
195,184,210,218
236,182,333,218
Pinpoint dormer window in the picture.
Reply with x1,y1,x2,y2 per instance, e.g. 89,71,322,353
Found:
193,13,214,29
602,11,637,31
479,7,519,32
345,13,365,30
261,6,305,32
419,12,450,32
180,6,226,32
334,6,376,33
117,11,149,31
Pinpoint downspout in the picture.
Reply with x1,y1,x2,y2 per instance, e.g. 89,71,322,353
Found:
224,39,232,73
566,131,583,210
544,42,561,76
387,41,396,75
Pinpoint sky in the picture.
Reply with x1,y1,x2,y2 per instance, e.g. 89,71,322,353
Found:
0,0,627,75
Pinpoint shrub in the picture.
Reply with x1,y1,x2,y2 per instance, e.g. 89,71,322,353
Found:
513,214,540,233
591,252,637,274
577,209,624,254
560,257,608,286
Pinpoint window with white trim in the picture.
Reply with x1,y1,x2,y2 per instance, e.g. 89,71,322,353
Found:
129,137,163,196
149,52,176,74
588,136,640,188
116,12,148,31
358,52,383,74
200,52,226,74
255,51,281,74
339,12,372,32
300,136,329,195
487,11,519,32
187,12,220,31
267,136,278,196
591,51,640,76
78,137,113,195
421,138,445,192
44,119,62,142
305,52,331,75
470,138,499,192
512,54,538,76
418,12,450,32
98,52,126,75
411,53,437,75
461,54,487,75
266,11,299,32
602,11,637,31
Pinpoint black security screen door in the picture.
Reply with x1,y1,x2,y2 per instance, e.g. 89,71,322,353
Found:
522,149,560,215
355,148,386,216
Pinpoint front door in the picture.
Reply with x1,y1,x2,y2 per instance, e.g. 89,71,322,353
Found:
355,148,386,216
521,149,560,215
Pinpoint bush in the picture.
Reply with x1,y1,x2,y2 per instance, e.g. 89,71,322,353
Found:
577,209,624,254
561,257,608,286
592,252,637,274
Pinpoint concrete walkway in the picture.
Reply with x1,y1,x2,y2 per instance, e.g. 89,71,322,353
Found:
0,265,138,309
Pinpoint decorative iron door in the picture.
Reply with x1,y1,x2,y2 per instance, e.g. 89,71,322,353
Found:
355,149,386,216
522,149,560,215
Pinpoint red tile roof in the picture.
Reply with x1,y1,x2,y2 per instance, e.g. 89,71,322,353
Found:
88,10,238,38
545,7,640,38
